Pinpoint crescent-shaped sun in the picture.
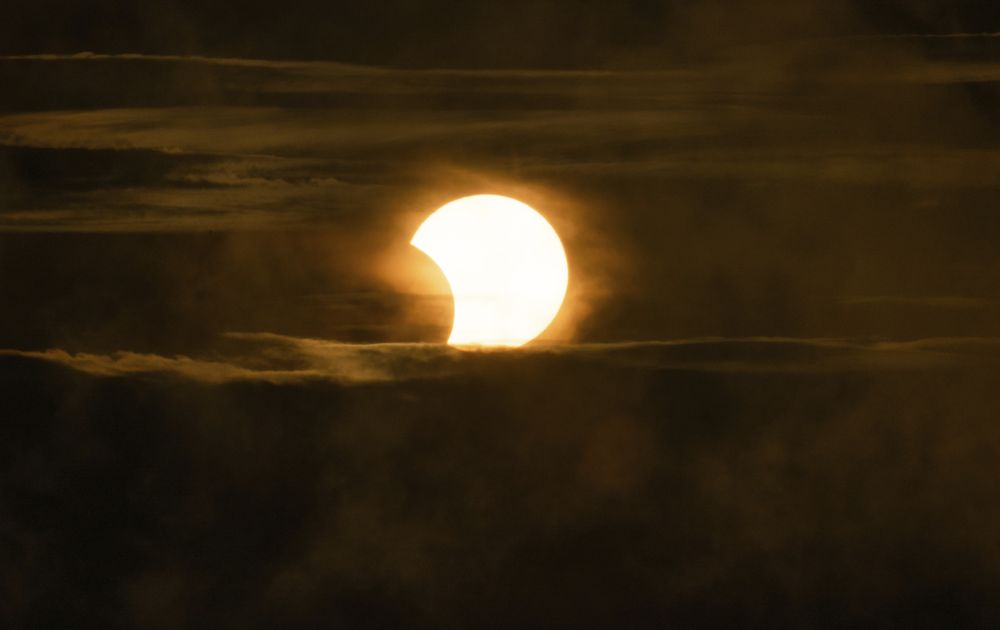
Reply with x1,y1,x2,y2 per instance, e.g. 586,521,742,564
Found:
411,194,569,348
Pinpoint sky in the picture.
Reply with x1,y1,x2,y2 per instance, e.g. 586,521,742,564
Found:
2,1,1000,628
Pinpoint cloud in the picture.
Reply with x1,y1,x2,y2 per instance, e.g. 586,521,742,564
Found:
0,344,448,385
4,334,998,386
872,32,1000,39
0,52,376,71
0,51,684,79
841,295,998,309
3,108,997,229
0,348,321,384
5,329,1000,628
896,61,1000,84
2,46,999,229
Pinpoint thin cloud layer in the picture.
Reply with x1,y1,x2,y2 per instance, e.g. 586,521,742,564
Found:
4,334,999,385
2,45,998,230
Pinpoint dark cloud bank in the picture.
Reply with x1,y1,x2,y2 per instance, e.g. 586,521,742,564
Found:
4,337,1000,628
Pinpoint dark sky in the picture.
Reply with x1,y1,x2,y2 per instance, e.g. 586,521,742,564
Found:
2,1,1000,628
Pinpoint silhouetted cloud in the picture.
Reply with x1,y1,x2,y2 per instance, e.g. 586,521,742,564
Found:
4,329,1000,628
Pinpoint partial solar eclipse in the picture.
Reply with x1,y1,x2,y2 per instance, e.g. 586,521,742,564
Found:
411,194,569,348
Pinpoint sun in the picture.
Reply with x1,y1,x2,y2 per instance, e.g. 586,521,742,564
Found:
411,194,569,348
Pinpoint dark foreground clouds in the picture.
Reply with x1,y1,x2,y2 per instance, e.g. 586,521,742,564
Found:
3,338,1000,628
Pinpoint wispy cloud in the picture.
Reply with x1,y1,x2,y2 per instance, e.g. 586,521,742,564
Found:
0,51,688,79
3,334,998,385
3,106,997,230
873,32,1000,39
0,348,329,384
0,52,377,72
2,51,999,230
841,295,998,310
